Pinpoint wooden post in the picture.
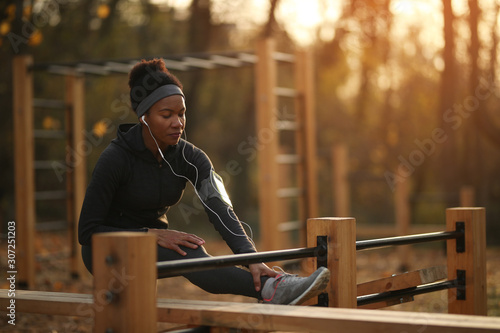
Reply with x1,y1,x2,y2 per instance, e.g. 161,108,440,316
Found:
65,74,87,278
93,232,157,332
460,186,475,207
395,180,411,271
306,217,357,308
13,55,35,289
446,207,487,315
295,49,319,246
332,145,350,217
255,38,280,251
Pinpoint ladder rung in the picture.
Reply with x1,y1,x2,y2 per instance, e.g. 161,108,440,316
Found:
273,52,295,63
36,220,67,231
33,99,66,109
278,220,302,232
276,154,300,164
183,57,216,69
35,160,66,170
274,87,297,98
238,53,258,64
277,187,303,198
276,120,298,131
34,130,66,139
76,63,110,75
35,190,67,200
210,55,242,67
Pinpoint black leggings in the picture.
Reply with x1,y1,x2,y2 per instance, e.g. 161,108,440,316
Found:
82,244,267,299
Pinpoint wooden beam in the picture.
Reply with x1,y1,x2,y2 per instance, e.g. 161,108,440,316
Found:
3,291,500,333
446,207,487,315
255,38,280,251
357,266,447,309
295,49,319,246
156,299,500,333
65,74,87,279
13,55,35,289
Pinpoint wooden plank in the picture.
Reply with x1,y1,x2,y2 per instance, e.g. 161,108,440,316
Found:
13,55,36,289
156,298,500,333
0,290,92,317
446,207,487,315
357,266,447,296
93,232,157,332
2,291,500,332
306,218,357,308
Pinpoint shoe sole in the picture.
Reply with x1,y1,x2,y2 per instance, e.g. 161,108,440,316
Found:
289,267,330,305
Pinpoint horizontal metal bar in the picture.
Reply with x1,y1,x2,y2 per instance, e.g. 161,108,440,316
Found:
356,230,463,251
357,280,458,307
157,246,323,278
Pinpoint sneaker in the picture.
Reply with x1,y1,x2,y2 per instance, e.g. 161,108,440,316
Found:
261,267,330,305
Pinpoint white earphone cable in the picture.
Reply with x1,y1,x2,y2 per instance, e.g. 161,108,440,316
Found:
142,116,255,246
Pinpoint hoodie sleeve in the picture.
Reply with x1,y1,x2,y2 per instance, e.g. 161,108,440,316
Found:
78,145,146,246
182,143,257,254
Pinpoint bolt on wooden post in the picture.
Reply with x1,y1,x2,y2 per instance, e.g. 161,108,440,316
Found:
446,207,487,315
306,217,357,308
93,232,157,332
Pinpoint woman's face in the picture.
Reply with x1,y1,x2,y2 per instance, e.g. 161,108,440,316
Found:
145,94,186,147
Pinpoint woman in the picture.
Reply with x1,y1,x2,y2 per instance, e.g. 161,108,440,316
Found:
78,58,329,305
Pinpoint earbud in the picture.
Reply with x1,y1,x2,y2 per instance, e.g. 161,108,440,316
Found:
141,115,148,126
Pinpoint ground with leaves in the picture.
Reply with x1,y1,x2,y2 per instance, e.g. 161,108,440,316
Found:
0,230,499,332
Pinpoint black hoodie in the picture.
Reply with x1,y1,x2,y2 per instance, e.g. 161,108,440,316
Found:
78,123,256,255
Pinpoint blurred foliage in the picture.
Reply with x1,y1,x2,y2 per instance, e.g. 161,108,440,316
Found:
1,0,499,244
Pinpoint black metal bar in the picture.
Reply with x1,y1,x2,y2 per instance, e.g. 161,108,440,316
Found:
356,230,463,251
157,246,323,278
357,279,459,307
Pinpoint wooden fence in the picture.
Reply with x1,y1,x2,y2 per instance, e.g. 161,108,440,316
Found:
1,207,498,332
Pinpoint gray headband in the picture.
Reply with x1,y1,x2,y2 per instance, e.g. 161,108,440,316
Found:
135,84,185,118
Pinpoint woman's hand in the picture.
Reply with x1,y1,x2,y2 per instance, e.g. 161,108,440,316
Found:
248,263,278,292
148,229,205,256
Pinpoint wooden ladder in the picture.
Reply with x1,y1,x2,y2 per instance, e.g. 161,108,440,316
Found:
255,38,318,251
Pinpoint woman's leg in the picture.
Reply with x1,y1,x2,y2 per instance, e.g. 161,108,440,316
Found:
157,245,268,299
81,243,267,299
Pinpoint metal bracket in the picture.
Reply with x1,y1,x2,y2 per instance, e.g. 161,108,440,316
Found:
318,292,329,307
457,269,466,300
316,236,328,268
456,222,465,253
316,236,329,307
